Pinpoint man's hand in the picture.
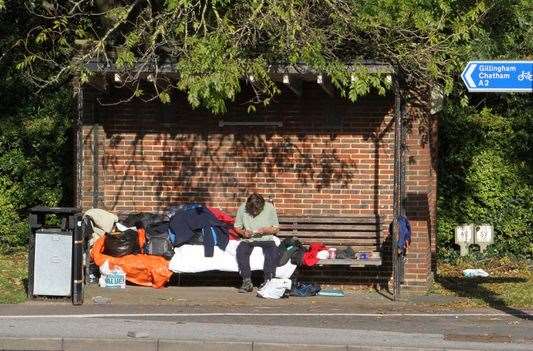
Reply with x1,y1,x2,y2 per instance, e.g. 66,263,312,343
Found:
256,226,279,235
234,227,252,238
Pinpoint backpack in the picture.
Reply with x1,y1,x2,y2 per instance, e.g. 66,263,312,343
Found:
144,222,174,260
278,237,306,266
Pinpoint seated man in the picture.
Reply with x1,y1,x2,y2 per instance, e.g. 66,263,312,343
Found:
234,193,280,293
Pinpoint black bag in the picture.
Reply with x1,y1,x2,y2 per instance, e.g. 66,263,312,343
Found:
145,237,174,260
103,229,140,257
144,222,174,260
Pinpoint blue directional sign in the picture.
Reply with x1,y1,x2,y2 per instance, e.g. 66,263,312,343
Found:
461,60,533,92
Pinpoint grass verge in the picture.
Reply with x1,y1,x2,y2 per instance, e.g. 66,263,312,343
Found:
0,251,27,304
430,256,532,309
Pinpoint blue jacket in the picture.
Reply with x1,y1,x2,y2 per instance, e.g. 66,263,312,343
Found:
169,205,229,257
389,216,411,253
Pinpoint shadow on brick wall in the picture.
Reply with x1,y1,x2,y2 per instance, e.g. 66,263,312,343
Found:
95,84,394,215
405,192,435,273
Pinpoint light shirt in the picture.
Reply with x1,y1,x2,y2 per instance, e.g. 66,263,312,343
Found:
234,201,279,242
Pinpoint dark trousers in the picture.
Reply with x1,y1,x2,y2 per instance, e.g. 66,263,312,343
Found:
236,241,279,281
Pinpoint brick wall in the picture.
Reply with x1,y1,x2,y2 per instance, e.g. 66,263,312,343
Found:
79,83,436,289
403,105,438,290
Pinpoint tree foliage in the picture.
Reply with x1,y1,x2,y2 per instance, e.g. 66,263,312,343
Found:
435,0,532,259
0,2,73,251
0,0,531,256
12,0,533,112
438,97,532,258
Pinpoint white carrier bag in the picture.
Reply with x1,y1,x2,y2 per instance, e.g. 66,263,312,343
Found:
257,278,292,299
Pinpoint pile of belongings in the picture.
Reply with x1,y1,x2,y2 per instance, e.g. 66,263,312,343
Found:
84,204,300,289
85,207,172,289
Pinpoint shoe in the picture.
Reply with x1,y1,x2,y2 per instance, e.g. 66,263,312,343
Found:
238,278,253,293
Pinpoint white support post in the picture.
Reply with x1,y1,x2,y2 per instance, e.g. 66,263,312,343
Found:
317,74,335,97
282,74,302,97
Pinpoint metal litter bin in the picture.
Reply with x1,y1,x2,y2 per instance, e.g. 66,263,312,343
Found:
28,206,84,305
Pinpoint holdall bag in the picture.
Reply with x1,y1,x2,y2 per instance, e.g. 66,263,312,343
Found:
145,237,174,260
144,222,175,260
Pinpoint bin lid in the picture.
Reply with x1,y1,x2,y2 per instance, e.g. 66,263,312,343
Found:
30,206,81,215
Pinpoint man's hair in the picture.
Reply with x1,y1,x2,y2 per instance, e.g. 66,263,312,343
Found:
245,193,265,217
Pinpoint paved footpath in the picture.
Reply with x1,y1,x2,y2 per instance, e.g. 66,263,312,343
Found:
0,286,531,350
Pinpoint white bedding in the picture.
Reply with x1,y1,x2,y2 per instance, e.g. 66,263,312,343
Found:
168,239,297,279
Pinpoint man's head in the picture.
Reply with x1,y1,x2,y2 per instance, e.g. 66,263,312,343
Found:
245,193,265,217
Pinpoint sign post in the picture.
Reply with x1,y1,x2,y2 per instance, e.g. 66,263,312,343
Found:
455,224,475,256
461,60,533,93
475,224,494,253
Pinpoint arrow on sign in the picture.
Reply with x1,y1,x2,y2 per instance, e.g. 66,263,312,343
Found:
462,63,477,89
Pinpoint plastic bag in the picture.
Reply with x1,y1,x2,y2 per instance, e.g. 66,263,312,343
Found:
317,289,344,297
463,269,489,278
91,233,173,289
123,212,167,229
99,260,126,288
257,278,292,299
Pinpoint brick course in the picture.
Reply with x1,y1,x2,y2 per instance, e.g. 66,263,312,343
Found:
78,83,437,289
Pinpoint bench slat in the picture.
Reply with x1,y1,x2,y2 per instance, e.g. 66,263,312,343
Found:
279,224,382,231
287,238,378,245
278,231,380,238
279,216,380,224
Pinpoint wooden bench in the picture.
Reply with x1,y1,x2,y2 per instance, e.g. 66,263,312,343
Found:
278,216,383,267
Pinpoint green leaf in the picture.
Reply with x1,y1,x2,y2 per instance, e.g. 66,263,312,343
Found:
115,50,135,69
35,30,48,44
125,32,140,48
159,91,171,104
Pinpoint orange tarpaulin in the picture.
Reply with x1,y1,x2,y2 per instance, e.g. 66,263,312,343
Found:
90,229,173,288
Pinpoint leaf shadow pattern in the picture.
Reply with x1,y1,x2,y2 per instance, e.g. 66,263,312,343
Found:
146,131,357,209
95,85,394,217
228,133,355,191
102,132,149,210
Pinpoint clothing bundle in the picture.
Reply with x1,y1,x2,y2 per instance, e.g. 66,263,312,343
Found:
169,205,230,257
